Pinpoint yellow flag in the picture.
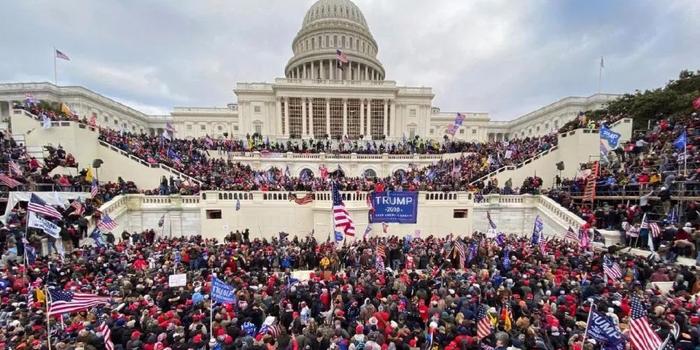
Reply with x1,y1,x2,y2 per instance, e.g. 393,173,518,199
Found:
60,102,74,117
85,168,94,182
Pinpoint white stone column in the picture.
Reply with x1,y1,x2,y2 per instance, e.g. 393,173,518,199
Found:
365,65,369,80
284,97,290,137
342,99,348,137
311,61,315,79
301,98,307,136
309,99,314,138
330,60,334,80
303,63,307,79
359,99,365,137
383,99,389,137
276,98,282,137
325,99,331,138
367,99,372,138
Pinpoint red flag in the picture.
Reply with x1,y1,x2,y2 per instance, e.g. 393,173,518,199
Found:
693,96,700,110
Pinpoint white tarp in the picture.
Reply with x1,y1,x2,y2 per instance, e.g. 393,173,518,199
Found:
2,192,90,222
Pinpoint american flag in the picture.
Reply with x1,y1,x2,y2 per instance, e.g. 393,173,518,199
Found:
257,323,281,338
454,241,466,268
47,288,110,316
55,49,70,61
98,322,114,350
565,226,578,241
27,286,35,306
648,222,661,238
376,244,386,258
165,122,176,133
28,193,63,220
97,213,118,232
91,179,99,197
603,255,622,280
363,225,372,239
69,201,84,216
0,173,21,188
630,296,662,350
336,49,349,67
477,304,493,339
290,193,314,205
332,183,355,236
9,160,23,176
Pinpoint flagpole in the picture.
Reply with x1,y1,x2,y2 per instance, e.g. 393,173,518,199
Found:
45,286,52,350
53,47,57,85
597,56,603,94
581,301,594,346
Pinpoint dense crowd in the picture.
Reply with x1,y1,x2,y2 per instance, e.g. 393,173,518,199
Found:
2,227,700,350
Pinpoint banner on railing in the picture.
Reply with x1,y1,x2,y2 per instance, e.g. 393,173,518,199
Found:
369,192,418,224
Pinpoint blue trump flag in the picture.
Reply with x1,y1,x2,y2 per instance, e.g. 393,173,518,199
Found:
600,126,622,149
211,277,236,304
90,228,106,247
674,131,687,150
586,309,625,350
531,216,543,245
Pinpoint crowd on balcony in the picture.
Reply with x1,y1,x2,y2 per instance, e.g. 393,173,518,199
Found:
3,220,700,350
546,111,699,258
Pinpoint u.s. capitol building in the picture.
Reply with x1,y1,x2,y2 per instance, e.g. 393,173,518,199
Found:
0,0,618,142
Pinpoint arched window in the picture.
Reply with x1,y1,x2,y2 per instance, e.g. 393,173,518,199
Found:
299,168,314,180
363,169,377,178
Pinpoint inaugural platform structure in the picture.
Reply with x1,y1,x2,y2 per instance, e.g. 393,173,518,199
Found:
0,0,619,143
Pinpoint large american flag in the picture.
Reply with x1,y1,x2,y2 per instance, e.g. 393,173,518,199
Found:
48,289,110,316
630,296,662,350
28,193,63,219
603,255,622,280
454,241,466,268
332,183,355,236
642,220,661,238
477,304,493,339
97,213,118,232
565,226,578,241
98,322,114,350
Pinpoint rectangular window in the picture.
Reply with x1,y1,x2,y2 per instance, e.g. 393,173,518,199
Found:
206,210,222,219
186,124,192,130
409,127,416,139
234,126,239,131
313,98,327,138
459,129,465,134
254,105,261,113
370,99,384,139
255,124,262,135
329,98,343,139
288,97,303,138
453,209,469,218
472,128,477,134
200,125,206,130
346,99,361,139
409,109,416,118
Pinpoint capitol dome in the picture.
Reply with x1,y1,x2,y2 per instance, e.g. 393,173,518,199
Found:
285,0,385,81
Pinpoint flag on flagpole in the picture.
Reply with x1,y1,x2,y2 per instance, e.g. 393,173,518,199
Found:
0,173,22,188
28,212,61,238
531,216,543,245
23,237,37,264
28,193,63,219
579,226,590,249
91,179,99,197
501,303,512,331
332,183,355,237
336,49,349,69
630,296,662,350
98,322,115,350
565,226,578,241
55,49,70,61
235,199,241,211
363,225,372,239
603,255,623,280
476,304,493,339
97,213,118,232
673,131,687,150
47,288,110,316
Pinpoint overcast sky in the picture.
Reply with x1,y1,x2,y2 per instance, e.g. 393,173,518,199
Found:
1,0,698,120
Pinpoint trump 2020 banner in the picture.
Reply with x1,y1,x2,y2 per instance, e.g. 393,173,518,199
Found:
370,192,418,224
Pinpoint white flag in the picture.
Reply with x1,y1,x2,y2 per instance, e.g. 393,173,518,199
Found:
28,212,61,238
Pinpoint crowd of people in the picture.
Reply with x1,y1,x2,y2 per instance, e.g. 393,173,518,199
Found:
2,227,700,350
